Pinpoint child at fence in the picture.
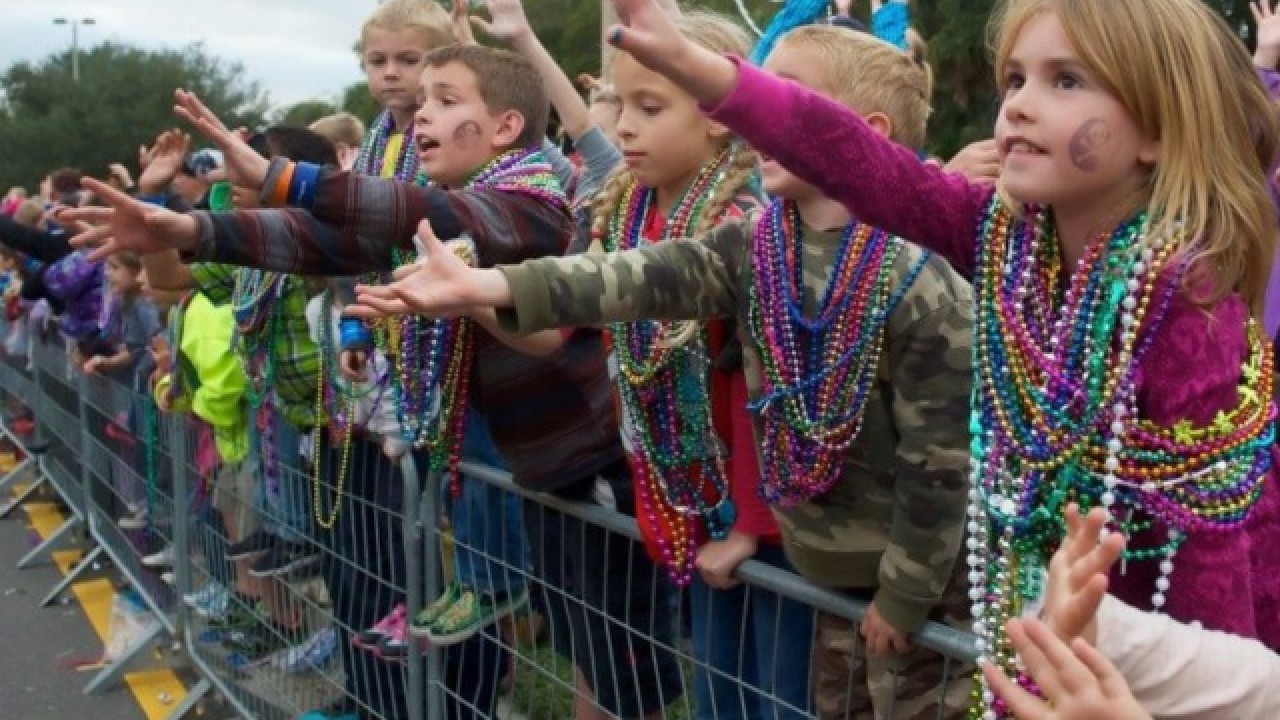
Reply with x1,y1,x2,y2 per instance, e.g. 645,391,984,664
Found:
353,21,976,720
80,251,163,537
606,0,1280,709
68,40,687,720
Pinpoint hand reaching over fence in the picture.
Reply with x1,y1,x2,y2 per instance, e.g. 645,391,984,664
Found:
62,179,200,262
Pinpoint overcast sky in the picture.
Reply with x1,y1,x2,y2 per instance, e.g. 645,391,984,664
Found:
0,0,376,110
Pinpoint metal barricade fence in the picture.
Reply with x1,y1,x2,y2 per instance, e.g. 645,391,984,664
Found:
1,330,981,720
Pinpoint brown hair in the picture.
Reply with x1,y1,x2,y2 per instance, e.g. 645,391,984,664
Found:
310,112,367,148
425,44,549,149
777,25,932,150
358,0,456,54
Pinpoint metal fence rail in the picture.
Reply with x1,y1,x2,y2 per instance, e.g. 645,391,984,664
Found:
0,332,979,720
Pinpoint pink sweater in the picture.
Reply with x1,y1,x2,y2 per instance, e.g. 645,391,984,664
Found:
704,57,1280,647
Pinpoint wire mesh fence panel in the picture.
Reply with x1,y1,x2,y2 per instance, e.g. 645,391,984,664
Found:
175,409,415,720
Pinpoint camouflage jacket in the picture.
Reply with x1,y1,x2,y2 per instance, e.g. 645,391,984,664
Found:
497,211,974,632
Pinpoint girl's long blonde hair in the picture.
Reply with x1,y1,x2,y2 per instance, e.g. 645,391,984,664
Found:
991,0,1279,311
589,10,758,249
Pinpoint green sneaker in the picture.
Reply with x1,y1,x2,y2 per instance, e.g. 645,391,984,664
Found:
409,583,462,637
426,587,528,646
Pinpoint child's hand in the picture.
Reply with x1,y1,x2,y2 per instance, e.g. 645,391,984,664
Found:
1041,504,1125,646
982,618,1152,720
82,356,102,375
340,350,369,382
1253,1,1280,69
62,178,200,262
108,163,135,190
861,602,910,655
694,530,758,588
606,0,737,106
138,130,190,195
349,220,496,319
231,185,259,209
472,0,534,46
944,139,1001,185
451,0,479,45
172,90,270,190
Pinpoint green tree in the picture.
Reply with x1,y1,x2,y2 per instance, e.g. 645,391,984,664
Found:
273,99,338,127
0,42,267,191
340,81,383,124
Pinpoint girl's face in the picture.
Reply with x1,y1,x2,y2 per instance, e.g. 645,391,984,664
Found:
612,54,726,200
0,256,16,273
106,258,140,294
362,27,433,123
994,11,1159,214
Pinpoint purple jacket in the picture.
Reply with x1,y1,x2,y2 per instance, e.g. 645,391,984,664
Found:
705,57,1280,647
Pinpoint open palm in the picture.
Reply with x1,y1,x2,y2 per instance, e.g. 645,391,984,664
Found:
173,89,269,189
348,220,480,320
61,178,199,262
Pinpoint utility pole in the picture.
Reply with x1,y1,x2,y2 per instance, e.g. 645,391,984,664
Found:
53,17,96,83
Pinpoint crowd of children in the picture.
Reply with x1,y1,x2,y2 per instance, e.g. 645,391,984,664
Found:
3,0,1280,718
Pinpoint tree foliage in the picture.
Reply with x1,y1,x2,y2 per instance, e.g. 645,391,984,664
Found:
0,42,267,192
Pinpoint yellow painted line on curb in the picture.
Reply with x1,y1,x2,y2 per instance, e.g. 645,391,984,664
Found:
13,483,189,720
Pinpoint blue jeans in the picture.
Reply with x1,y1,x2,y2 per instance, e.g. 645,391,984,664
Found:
250,412,311,544
450,410,527,597
451,476,528,597
690,543,814,720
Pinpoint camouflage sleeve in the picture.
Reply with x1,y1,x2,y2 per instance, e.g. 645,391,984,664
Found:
873,246,974,633
495,217,753,333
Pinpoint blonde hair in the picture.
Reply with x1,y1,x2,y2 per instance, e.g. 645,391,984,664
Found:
310,112,366,148
358,0,456,55
592,10,757,346
777,25,932,150
591,9,755,243
991,0,1279,311
13,200,42,228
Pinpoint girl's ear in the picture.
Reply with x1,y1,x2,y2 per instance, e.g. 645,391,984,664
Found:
864,112,894,141
707,119,732,142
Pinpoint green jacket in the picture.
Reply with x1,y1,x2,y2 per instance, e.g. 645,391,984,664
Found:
497,212,973,632
157,292,249,463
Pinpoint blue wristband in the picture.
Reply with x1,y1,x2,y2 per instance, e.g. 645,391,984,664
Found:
287,162,323,210
137,193,169,206
339,318,374,351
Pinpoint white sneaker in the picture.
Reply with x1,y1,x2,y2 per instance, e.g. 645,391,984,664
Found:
142,545,173,568
118,504,148,530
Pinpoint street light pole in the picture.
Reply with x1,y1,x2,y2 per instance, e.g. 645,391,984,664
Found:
52,17,96,83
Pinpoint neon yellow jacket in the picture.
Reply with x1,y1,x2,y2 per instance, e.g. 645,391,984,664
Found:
153,293,249,463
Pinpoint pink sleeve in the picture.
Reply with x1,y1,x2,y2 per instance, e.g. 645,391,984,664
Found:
1096,595,1280,719
703,57,991,276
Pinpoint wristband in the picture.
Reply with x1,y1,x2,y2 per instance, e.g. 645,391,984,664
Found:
287,163,323,209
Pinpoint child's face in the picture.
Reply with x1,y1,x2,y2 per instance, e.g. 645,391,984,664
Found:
363,27,433,121
106,258,140,294
612,53,726,196
994,11,1158,212
0,256,16,273
760,42,832,203
413,61,519,188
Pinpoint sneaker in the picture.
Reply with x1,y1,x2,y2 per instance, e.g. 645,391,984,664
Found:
354,604,406,650
118,504,149,530
426,587,529,646
141,545,173,568
160,572,175,586
184,583,231,620
225,529,276,561
375,607,409,660
272,627,337,674
409,583,462,637
224,622,290,662
249,539,320,578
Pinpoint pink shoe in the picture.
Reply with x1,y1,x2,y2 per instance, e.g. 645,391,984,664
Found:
375,607,409,660
353,604,405,650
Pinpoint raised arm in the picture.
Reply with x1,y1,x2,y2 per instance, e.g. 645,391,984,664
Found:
605,0,988,274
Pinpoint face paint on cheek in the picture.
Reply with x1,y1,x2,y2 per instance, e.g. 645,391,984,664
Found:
1068,118,1111,173
451,120,483,148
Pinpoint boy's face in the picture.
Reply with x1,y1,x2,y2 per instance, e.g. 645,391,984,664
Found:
413,61,521,188
363,27,433,121
760,43,831,202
